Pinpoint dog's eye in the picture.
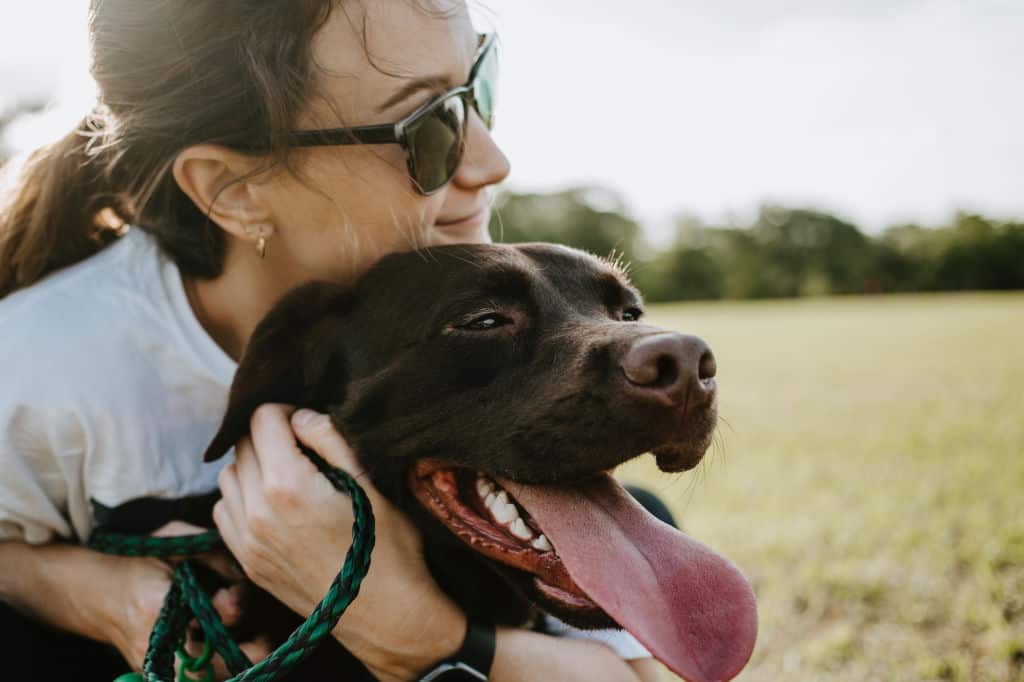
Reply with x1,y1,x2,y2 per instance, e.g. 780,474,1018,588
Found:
621,307,644,322
460,313,513,331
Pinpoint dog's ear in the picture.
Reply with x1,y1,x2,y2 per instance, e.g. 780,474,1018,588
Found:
203,280,353,462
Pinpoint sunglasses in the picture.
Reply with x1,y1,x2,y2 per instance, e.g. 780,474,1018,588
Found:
288,33,498,195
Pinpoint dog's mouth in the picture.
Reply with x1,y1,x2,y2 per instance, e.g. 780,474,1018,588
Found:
409,458,759,682
409,461,601,615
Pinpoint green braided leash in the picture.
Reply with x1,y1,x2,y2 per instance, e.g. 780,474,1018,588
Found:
90,447,375,682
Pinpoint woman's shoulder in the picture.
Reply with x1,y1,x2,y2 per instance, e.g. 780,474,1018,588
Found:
0,229,180,392
1,228,158,321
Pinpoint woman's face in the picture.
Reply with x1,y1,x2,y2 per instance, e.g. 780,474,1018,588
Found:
254,0,510,284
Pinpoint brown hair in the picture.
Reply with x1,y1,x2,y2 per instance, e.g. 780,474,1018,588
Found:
0,0,337,299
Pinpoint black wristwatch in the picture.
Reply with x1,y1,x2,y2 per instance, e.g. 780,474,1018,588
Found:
414,620,496,681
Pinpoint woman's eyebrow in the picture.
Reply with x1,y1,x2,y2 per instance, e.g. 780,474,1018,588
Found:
377,75,454,113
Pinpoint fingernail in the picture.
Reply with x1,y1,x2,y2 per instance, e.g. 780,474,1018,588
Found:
293,409,317,427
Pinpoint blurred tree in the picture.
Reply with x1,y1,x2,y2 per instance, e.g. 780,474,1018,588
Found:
877,224,939,291
634,217,727,301
932,213,1024,290
489,186,645,263
655,247,724,300
650,207,879,300
491,190,1024,301
747,205,875,297
879,214,1024,292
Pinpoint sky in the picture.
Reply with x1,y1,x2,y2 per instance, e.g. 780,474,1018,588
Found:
2,1,1023,242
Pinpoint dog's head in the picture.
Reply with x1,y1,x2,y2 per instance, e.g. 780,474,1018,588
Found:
205,243,756,682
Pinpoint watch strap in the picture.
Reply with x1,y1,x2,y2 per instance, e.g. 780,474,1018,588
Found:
415,620,495,681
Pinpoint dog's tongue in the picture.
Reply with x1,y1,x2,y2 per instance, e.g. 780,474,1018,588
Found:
502,474,757,682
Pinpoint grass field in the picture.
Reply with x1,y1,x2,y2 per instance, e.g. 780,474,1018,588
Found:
615,292,1024,681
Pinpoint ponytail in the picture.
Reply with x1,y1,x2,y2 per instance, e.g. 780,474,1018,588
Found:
0,114,133,299
0,0,338,300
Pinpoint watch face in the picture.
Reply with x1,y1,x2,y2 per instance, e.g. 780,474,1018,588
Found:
418,662,487,681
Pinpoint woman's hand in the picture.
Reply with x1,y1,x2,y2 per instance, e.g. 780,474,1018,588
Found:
105,553,172,671
0,541,261,680
213,405,466,682
110,523,270,678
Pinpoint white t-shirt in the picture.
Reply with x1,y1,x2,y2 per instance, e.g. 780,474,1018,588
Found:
0,227,234,543
0,226,648,659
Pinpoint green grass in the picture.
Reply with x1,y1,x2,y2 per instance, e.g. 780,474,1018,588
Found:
615,292,1024,681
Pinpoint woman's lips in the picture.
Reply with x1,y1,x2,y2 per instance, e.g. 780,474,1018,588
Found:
435,208,488,234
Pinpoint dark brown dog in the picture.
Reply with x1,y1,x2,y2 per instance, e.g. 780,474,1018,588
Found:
204,243,756,682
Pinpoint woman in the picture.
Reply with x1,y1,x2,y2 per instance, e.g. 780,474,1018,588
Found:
0,1,660,680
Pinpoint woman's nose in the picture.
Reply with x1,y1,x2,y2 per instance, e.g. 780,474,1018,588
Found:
452,113,511,190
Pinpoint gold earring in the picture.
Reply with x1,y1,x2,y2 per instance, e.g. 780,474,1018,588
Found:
246,223,272,259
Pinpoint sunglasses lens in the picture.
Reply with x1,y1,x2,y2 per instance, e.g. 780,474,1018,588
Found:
473,42,498,129
407,96,466,193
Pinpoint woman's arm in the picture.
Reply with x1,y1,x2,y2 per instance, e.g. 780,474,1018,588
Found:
0,536,265,676
0,540,171,668
214,406,657,682
492,628,658,682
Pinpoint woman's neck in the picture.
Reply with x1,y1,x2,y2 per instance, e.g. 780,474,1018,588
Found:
182,241,294,362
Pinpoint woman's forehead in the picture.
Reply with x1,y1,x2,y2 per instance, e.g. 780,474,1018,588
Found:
304,0,477,128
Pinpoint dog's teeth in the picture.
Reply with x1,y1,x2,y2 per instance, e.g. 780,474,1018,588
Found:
509,518,533,541
492,499,519,524
476,478,494,498
484,489,519,524
531,534,553,552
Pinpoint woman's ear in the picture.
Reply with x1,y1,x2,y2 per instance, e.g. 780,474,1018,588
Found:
172,144,274,241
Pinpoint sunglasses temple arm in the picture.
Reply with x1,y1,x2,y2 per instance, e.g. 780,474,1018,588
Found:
289,123,400,147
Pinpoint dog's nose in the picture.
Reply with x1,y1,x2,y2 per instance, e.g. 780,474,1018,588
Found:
620,333,716,408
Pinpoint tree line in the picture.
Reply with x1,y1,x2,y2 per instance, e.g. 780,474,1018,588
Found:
488,187,1024,302
3,102,1020,305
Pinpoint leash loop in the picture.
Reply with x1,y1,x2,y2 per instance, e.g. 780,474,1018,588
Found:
89,447,375,682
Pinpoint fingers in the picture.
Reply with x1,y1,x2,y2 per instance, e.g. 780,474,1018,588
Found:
237,404,363,491
192,550,245,583
153,521,209,537
152,521,218,562
212,497,245,569
210,583,245,627
214,474,275,592
290,409,403,523
231,436,262,513
291,408,364,476
248,403,313,486
184,633,271,681
215,457,245,537
240,637,272,663
205,637,272,680
206,637,272,680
